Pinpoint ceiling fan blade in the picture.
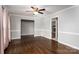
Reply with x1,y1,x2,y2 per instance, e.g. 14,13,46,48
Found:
39,9,45,11
31,6,38,12
36,8,38,11
31,6,35,9
38,11,43,14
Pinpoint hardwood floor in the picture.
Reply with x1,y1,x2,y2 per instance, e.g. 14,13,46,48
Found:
4,35,79,54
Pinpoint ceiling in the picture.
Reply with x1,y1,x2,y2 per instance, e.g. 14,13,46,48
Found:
6,5,73,16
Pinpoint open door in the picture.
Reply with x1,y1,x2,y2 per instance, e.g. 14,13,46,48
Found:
51,17,58,53
52,17,58,40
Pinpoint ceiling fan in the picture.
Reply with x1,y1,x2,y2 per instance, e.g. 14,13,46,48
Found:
26,6,45,15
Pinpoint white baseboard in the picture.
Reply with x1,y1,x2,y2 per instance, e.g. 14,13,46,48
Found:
43,36,51,39
11,37,21,40
51,39,79,50
59,41,79,50
11,35,79,50
21,34,34,36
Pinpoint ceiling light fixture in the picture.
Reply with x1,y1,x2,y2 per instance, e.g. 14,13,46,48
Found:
33,11,38,15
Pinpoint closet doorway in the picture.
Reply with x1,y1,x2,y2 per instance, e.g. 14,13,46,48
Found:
21,19,34,39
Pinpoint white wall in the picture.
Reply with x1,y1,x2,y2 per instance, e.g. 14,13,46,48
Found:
51,6,79,49
34,14,51,39
10,14,33,39
21,21,34,35
10,15,21,39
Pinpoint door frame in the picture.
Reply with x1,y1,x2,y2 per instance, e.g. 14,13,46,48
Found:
21,19,34,37
51,17,58,41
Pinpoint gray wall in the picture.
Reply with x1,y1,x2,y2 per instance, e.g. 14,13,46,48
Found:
21,21,34,35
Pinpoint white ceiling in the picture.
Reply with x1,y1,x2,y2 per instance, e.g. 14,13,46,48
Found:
6,5,73,16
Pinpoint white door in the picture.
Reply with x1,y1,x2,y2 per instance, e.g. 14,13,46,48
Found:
52,17,58,41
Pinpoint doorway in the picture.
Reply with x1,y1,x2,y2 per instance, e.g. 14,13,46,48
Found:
52,17,58,40
51,17,58,53
21,19,34,39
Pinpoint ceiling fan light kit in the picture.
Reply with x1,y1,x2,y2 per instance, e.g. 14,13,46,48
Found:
33,12,38,15
26,6,45,15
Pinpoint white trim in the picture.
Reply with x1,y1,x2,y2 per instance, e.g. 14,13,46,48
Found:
51,5,79,16
58,31,79,50
59,31,79,36
59,41,79,50
42,35,51,39
11,37,21,40
9,13,33,18
21,34,34,36
11,30,20,32
51,39,79,50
